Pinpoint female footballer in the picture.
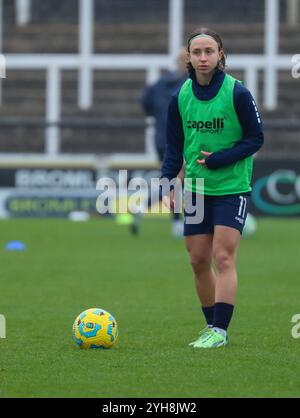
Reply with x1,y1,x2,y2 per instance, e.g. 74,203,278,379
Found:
162,28,264,348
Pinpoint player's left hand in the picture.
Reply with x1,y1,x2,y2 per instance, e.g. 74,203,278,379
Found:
197,151,212,166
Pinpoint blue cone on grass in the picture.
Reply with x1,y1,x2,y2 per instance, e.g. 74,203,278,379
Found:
5,241,26,251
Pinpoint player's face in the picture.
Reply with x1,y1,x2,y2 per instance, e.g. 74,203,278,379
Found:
188,37,222,75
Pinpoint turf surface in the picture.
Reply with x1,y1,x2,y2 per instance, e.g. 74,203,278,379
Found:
0,217,299,397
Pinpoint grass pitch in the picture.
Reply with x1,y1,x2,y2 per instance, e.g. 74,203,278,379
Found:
0,217,300,398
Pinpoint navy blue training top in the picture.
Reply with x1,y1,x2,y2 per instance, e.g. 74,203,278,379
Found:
161,68,264,180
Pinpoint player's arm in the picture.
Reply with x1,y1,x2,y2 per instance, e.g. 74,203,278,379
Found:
198,84,264,169
161,95,184,181
176,163,185,183
161,96,184,208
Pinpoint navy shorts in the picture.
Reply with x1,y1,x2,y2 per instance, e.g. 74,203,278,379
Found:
184,192,250,236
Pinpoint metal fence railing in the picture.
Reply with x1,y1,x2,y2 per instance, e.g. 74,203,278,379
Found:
0,0,298,159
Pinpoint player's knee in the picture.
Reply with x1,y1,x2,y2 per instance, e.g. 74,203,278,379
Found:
214,250,234,272
189,253,211,275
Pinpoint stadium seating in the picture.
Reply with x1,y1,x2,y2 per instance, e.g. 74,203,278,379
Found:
0,0,299,155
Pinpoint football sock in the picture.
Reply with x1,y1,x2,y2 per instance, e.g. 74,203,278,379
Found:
213,302,234,332
201,305,215,327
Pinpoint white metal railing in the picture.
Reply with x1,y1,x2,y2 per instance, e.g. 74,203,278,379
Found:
287,0,299,27
1,0,298,158
14,0,300,29
0,0,3,104
169,0,184,66
78,0,94,110
15,0,31,26
5,53,174,158
265,0,279,110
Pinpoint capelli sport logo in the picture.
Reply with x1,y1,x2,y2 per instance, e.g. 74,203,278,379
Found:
187,118,224,134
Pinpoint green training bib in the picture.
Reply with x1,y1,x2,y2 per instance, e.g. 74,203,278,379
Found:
178,74,253,195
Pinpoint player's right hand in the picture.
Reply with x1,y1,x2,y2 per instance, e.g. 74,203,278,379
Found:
162,189,175,210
